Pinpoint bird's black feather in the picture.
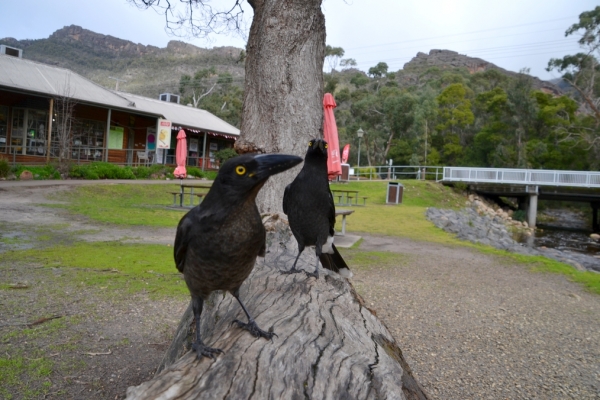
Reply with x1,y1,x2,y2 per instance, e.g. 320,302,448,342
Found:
174,153,302,359
282,138,350,278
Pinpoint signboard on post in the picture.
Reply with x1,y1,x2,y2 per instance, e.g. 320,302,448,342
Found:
157,119,172,149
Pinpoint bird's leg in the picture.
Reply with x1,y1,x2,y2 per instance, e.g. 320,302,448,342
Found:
306,242,322,280
281,245,305,275
191,296,223,359
231,289,277,340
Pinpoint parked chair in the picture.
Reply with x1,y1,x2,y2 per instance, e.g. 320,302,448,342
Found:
137,151,149,166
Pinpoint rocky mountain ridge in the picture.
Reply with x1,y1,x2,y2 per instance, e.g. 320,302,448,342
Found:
403,49,561,94
1,26,562,98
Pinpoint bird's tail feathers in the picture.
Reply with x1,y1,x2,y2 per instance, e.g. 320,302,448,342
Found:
338,267,353,279
322,235,335,254
319,243,351,277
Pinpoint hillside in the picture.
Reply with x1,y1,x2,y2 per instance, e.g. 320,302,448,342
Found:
400,49,562,95
0,25,246,99
1,26,566,100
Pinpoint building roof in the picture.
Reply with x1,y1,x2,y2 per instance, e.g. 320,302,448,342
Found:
117,92,239,137
0,54,136,111
0,54,240,137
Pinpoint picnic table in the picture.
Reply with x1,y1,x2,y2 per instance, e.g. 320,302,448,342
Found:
168,183,212,207
335,209,354,236
331,189,368,206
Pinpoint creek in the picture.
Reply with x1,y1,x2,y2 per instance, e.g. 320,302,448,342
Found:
515,209,600,259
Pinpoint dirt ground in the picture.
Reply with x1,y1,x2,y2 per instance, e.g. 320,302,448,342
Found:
1,182,600,399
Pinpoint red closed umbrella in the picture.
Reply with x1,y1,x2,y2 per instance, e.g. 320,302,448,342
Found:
323,93,342,180
341,144,350,164
174,129,187,181
173,130,187,206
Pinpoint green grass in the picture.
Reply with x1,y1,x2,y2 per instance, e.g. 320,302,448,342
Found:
331,180,466,244
46,183,188,226
2,242,187,298
478,247,600,295
19,179,600,296
0,353,53,400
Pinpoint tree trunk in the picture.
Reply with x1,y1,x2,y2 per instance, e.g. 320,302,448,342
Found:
236,0,326,213
125,215,429,400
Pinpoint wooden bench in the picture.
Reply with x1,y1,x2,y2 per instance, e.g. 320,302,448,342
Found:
168,191,181,206
346,196,368,206
167,190,209,207
335,209,354,236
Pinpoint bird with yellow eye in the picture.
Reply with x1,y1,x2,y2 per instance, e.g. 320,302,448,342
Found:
174,153,302,359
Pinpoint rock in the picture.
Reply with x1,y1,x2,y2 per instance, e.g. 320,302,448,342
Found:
425,206,599,273
19,170,33,180
569,261,586,272
590,233,600,241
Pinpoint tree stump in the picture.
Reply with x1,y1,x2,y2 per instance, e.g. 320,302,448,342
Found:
126,214,428,399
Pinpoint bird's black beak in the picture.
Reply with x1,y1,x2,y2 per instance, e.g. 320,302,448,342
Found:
253,154,303,180
317,141,326,153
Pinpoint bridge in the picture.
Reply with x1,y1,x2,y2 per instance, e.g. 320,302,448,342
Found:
442,167,600,231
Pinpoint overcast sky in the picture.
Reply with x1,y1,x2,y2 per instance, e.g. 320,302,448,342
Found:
1,0,597,81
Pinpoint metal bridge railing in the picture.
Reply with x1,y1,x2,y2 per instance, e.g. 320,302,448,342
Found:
351,165,444,181
443,167,600,188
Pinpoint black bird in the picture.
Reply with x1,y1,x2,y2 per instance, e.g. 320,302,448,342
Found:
174,153,302,359
282,138,351,279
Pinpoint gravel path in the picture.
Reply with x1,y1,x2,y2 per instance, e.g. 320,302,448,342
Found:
1,181,600,399
353,235,600,399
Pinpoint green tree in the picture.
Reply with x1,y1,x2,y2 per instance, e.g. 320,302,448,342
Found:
325,45,345,72
339,58,357,70
368,62,389,79
506,69,538,167
547,6,600,163
435,83,474,163
350,73,370,88
179,67,217,107
368,62,390,92
383,93,416,159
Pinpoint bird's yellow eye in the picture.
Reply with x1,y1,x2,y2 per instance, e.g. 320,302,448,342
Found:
235,165,246,175
324,143,328,149
309,141,313,146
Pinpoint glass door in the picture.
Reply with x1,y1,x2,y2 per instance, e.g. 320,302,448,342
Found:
26,109,48,156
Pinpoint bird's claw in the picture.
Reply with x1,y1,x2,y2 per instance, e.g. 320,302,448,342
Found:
233,319,277,340
305,270,319,280
192,341,223,360
281,267,304,275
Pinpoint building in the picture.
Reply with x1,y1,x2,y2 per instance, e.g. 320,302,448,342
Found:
0,52,239,169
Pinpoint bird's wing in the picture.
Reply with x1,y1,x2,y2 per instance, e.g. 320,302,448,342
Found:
282,183,292,215
327,188,336,236
174,213,194,273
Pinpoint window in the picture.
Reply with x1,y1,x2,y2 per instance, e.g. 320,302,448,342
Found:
57,119,106,160
11,108,48,156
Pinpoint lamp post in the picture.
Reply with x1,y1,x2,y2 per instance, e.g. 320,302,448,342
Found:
356,128,364,169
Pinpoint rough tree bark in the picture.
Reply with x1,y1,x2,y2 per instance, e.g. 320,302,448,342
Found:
125,216,429,400
235,0,326,213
